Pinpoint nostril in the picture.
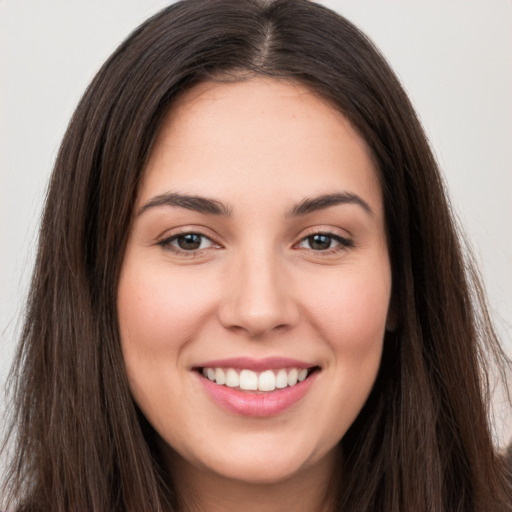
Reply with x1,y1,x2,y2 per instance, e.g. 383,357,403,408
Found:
216,270,301,337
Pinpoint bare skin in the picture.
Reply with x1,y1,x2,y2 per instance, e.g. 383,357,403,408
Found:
118,78,392,511
166,443,339,512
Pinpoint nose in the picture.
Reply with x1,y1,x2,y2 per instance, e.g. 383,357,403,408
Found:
217,249,300,338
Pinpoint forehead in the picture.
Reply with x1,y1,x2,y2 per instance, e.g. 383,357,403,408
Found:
140,78,382,214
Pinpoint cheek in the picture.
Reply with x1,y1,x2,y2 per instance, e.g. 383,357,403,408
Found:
305,268,391,355
299,267,390,438
117,263,215,355
116,262,216,431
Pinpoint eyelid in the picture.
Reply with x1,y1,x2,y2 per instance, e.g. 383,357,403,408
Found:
293,228,354,254
154,225,354,257
157,226,223,255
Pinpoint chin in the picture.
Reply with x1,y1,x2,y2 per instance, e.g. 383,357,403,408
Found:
211,458,304,485
192,437,331,487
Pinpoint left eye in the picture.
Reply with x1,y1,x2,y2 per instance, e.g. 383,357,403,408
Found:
164,233,215,251
297,233,349,251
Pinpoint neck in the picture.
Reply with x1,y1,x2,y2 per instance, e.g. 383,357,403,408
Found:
165,448,340,512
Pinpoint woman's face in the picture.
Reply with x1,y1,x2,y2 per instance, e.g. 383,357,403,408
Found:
118,79,392,485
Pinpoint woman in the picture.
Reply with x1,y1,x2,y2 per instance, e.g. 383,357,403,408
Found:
2,0,511,510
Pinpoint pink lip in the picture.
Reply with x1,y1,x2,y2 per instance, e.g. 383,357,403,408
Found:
195,368,318,417
195,356,313,371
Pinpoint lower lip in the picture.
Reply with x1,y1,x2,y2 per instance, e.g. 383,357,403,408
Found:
197,371,317,417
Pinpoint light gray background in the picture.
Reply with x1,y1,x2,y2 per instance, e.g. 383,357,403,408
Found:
1,0,511,463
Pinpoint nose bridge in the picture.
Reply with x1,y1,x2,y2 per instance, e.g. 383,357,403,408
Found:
218,243,298,337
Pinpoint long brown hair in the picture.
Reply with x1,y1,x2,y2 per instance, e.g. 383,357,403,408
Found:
2,0,511,510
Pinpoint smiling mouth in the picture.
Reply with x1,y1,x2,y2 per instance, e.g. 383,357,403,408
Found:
198,366,320,392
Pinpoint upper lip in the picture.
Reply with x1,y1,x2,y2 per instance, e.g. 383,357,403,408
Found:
194,356,316,371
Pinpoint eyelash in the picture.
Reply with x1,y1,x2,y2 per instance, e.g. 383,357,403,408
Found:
157,230,354,256
295,231,354,254
157,230,220,256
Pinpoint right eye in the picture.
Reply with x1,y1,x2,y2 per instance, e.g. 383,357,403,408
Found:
159,232,216,252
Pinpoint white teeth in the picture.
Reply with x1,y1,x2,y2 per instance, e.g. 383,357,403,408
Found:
298,368,308,382
225,368,239,388
215,368,226,385
275,369,288,389
287,368,298,386
239,369,258,390
258,370,276,391
201,366,313,391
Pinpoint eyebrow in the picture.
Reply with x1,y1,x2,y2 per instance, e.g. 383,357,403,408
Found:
137,191,373,218
138,193,232,217
287,192,374,217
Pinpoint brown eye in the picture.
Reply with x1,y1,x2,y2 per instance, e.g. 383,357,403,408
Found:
159,232,216,252
307,234,333,250
176,233,203,250
297,233,353,252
